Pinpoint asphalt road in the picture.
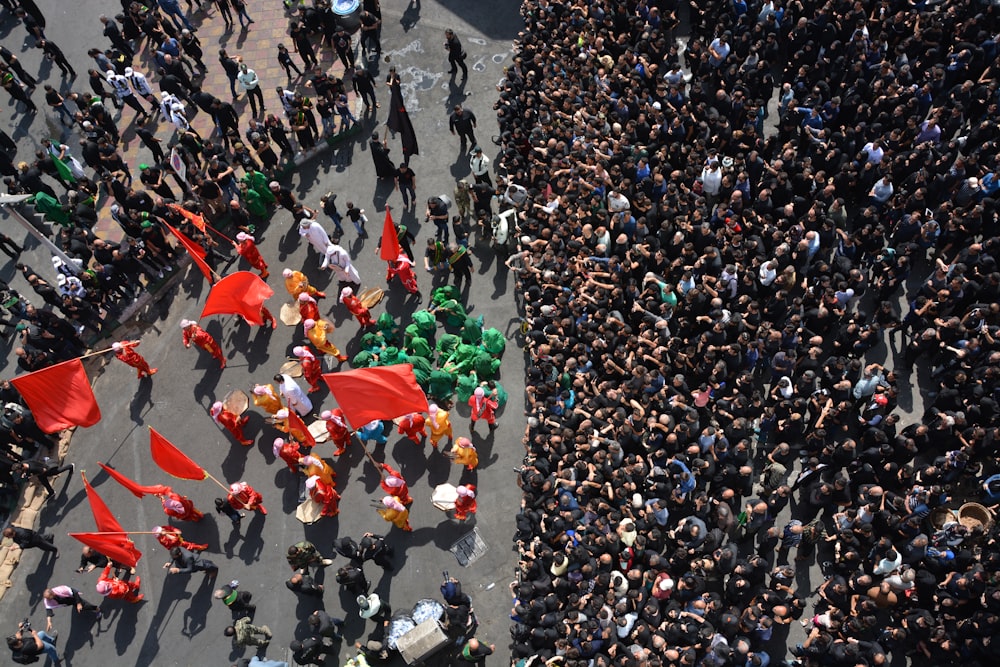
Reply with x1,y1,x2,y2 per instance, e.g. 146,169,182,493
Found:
0,1,526,666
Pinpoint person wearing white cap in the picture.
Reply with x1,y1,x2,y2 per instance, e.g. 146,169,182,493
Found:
96,564,143,603
291,346,322,393
124,66,158,108
453,484,477,520
106,69,150,120
428,403,453,449
339,286,375,327
274,372,312,416
180,319,226,368
112,340,157,378
298,210,331,256
234,232,269,278
210,400,252,445
468,386,499,432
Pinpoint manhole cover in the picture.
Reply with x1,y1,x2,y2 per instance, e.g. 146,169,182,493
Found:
449,528,488,566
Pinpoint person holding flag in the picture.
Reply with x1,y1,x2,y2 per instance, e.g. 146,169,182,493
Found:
386,252,419,295
339,287,376,327
377,495,412,531
252,383,283,415
453,484,477,521
235,232,269,279
303,318,348,362
292,346,323,393
451,437,479,471
320,408,351,456
298,292,320,322
161,490,204,522
96,564,143,603
428,404,453,449
283,268,325,300
153,525,207,553
380,463,413,505
273,437,302,472
272,408,315,447
468,386,499,432
211,401,252,446
112,340,158,378
397,411,427,444
228,481,267,515
181,319,226,369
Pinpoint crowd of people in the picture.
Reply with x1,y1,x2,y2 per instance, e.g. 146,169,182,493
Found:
502,0,1000,666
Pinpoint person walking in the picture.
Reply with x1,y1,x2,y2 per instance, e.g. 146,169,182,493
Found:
332,27,355,71
125,67,160,111
219,49,241,99
158,0,195,32
237,63,265,117
290,21,318,70
2,71,37,114
232,0,255,28
43,586,102,630
1,45,37,88
14,458,74,497
179,29,207,72
37,39,76,78
449,104,477,147
444,29,468,79
2,525,58,555
180,319,226,368
448,242,473,293
225,616,272,648
395,163,416,209
276,44,302,84
353,66,378,110
107,70,150,121
101,14,134,58
469,146,492,186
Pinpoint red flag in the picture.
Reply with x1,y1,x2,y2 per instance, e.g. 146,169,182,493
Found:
168,203,207,232
150,427,208,481
83,472,125,533
70,533,142,568
286,408,316,448
379,208,401,262
322,364,429,429
98,462,172,499
11,359,101,433
165,221,215,283
200,271,275,326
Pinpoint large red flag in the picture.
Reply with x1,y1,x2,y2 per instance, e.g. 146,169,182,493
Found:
200,271,274,326
12,359,101,433
98,462,172,499
70,533,141,568
165,221,215,283
149,427,208,481
322,364,429,429
379,207,401,262
83,472,125,533
168,203,207,232
286,409,316,448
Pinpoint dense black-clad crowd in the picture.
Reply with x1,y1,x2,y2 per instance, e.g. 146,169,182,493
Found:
499,1,1000,666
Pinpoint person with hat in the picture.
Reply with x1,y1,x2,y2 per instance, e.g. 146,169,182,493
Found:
379,462,413,505
283,268,325,300
153,525,207,553
213,580,255,615
468,386,498,432
234,232,269,279
96,564,143,603
252,383,283,415
296,292,319,323
428,403,453,449
272,437,302,472
160,490,204,522
113,339,157,378
322,242,362,292
275,372,312,416
303,318,348,362
321,408,352,456
469,146,492,186
306,474,341,517
377,495,412,531
211,401,252,445
124,66,158,109
386,252,419,295
227,480,267,515
339,287,375,327
1,71,36,113
107,69,150,121
292,346,323,393
454,484,477,520
180,319,226,368
396,411,427,445
451,436,479,470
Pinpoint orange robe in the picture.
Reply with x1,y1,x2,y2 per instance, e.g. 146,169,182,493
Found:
115,342,157,378
183,325,226,368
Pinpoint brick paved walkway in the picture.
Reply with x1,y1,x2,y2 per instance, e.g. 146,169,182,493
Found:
97,3,359,241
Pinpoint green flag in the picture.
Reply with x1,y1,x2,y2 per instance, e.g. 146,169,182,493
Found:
50,144,75,184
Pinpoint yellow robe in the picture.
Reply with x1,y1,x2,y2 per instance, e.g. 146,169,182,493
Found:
301,457,335,487
429,410,453,445
252,384,283,415
284,270,320,300
307,319,343,357
377,506,411,530
454,445,479,470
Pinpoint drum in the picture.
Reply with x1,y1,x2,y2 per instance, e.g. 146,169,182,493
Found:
279,360,304,377
332,0,362,32
358,286,384,309
223,389,249,415
280,303,302,326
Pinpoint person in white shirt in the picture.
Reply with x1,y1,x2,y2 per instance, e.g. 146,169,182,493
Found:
298,214,331,256
607,190,630,212
321,243,361,290
124,67,158,109
700,160,723,206
107,71,150,119
469,146,492,186
862,140,885,164
238,63,265,117
759,260,778,287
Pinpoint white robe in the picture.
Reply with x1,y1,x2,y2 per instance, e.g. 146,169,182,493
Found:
299,220,331,255
279,373,313,416
322,243,361,284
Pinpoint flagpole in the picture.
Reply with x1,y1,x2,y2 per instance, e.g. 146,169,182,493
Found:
67,531,161,535
203,471,233,494
79,346,119,360
357,440,388,479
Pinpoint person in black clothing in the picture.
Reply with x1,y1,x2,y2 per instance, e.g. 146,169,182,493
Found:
1,73,36,114
332,28,354,71
352,66,378,110
265,114,293,155
358,532,393,569
269,181,297,212
214,581,255,616
286,569,324,597
369,135,395,180
218,49,241,99
335,564,369,595
14,8,45,43
179,29,206,72
101,14,133,58
135,116,166,164
449,105,477,147
42,586,102,629
448,242,473,292
276,43,303,83
37,40,75,78
2,526,58,555
395,163,416,209
0,46,36,89
444,29,468,79
166,546,218,575
290,636,331,666
15,459,73,497
290,22,318,70
307,610,344,641
76,545,109,573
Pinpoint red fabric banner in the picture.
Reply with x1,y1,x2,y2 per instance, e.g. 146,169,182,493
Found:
69,533,142,568
83,473,125,534
98,462,172,499
149,427,208,481
168,203,207,232
322,364,429,429
165,221,215,283
286,409,316,448
11,358,101,433
200,271,274,326
379,207,401,262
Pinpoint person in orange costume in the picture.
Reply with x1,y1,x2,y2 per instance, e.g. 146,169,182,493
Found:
298,292,320,322
252,383,283,415
386,253,419,294
273,437,302,472
228,481,267,515
306,474,341,517
339,286,376,327
235,232,269,279
292,345,323,392
303,318,348,362
451,437,479,470
211,401,252,445
181,319,226,368
299,455,335,487
377,495,412,531
397,412,427,444
113,340,157,378
274,408,314,446
320,409,351,455
160,491,204,521
283,268,325,300
468,387,499,432
380,462,413,505
153,525,207,552
96,565,143,603
428,404,453,449
453,484,477,520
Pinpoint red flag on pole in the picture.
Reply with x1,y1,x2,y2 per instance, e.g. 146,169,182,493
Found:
11,359,101,433
69,533,142,568
164,221,215,283
168,203,207,232
83,472,125,533
322,364,429,429
98,462,172,499
200,271,275,326
285,409,316,448
149,427,208,481
379,207,401,262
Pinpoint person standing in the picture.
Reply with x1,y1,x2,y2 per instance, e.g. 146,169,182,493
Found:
276,44,303,84
101,14,134,58
275,373,312,417
235,232,269,278
448,243,473,293
113,340,157,378
228,481,267,514
211,401,252,445
179,29,206,72
457,638,495,667
449,105,477,147
126,67,160,110
2,71,37,114
2,525,58,555
426,197,450,243
353,66,378,110
358,10,381,59
444,29,468,79
238,63,265,117
107,70,150,121
290,21,319,70
37,40,75,78
218,49,241,99
180,320,226,369
469,146,492,186
213,0,234,28
42,586,102,630
332,28,355,71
